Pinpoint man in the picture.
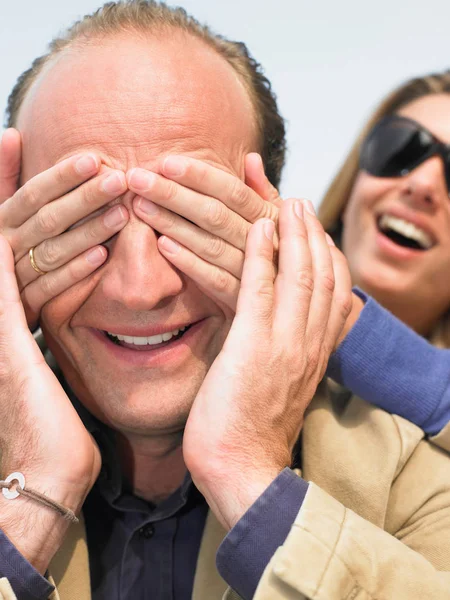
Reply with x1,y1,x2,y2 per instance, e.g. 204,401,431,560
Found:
0,2,449,599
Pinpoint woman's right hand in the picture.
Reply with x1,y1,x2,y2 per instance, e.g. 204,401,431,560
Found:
0,128,129,329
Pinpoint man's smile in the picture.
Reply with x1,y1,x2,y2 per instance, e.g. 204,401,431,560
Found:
83,319,210,368
105,325,190,348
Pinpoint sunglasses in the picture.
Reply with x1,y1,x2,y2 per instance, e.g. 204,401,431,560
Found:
359,114,450,194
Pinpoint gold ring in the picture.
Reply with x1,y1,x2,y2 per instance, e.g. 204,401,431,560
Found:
29,247,46,276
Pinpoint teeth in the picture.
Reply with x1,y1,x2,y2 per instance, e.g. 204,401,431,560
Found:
379,214,433,249
107,326,186,346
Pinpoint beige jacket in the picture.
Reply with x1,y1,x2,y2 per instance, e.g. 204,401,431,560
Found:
1,382,450,600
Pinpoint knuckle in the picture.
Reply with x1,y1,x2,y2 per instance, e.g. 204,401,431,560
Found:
318,269,335,294
67,259,86,281
21,183,40,211
337,289,353,320
82,220,103,243
38,241,60,269
54,163,67,187
228,178,250,209
39,272,59,298
211,268,230,293
191,161,208,186
205,200,230,232
83,181,101,206
162,179,178,202
203,235,227,261
35,207,58,235
293,269,314,296
161,208,177,229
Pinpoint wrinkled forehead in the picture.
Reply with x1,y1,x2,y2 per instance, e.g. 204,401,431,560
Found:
17,31,258,178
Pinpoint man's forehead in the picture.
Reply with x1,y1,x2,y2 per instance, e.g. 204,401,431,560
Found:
18,32,258,177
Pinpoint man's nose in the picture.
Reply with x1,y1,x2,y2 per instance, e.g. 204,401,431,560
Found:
400,155,448,211
100,218,184,311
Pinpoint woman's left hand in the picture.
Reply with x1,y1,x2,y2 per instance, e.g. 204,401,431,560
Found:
129,153,280,311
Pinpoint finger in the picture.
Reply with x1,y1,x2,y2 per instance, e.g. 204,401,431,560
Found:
0,152,102,228
134,197,244,278
0,129,21,203
15,205,128,289
232,218,275,332
128,167,250,251
20,246,108,330
244,153,282,207
158,236,240,311
273,199,313,339
325,241,353,350
0,236,39,365
301,200,336,349
13,170,127,260
132,155,279,223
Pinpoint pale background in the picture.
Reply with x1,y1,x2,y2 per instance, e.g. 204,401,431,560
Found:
1,0,449,205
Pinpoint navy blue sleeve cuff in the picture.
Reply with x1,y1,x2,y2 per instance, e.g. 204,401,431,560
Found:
216,468,308,600
0,529,54,599
327,288,450,436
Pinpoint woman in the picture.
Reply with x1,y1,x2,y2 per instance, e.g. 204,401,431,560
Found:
319,71,450,346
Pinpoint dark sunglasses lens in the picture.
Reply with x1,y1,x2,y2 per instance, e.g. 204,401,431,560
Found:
361,119,434,178
445,156,450,194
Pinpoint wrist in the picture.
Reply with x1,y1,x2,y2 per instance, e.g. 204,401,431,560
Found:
0,474,90,574
194,461,283,530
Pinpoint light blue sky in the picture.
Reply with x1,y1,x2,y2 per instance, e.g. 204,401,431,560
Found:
1,0,450,204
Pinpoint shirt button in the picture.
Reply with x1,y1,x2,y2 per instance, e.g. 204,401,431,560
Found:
138,524,155,539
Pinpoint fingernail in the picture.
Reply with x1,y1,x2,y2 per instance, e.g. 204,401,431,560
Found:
294,200,304,219
326,233,336,247
86,246,106,266
104,206,127,228
128,168,155,191
303,199,316,215
159,236,181,254
102,172,126,194
76,154,99,176
264,219,275,240
163,156,186,177
136,197,159,216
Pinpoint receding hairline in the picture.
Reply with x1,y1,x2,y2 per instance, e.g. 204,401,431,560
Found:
15,25,261,147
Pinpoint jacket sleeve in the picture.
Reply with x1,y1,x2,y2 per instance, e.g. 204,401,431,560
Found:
248,441,450,600
0,579,17,600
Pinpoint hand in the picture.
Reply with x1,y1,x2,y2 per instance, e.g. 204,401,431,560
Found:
129,153,280,311
0,234,101,572
0,129,129,329
130,153,363,343
183,199,353,530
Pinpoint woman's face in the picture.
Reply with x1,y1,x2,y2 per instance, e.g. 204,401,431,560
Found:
342,94,450,334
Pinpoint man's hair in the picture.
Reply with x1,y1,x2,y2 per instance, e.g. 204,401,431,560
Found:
5,0,286,188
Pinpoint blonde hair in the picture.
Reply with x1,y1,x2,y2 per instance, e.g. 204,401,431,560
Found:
318,70,450,347
5,0,286,187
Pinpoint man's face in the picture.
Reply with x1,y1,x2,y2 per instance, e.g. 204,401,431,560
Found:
17,32,258,435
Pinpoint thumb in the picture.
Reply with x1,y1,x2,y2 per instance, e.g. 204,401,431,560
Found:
0,129,21,203
244,153,282,207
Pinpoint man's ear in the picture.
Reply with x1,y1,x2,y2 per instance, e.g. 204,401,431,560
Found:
0,128,22,202
244,153,282,207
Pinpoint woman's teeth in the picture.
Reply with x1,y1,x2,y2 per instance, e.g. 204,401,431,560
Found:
106,326,187,346
378,214,433,250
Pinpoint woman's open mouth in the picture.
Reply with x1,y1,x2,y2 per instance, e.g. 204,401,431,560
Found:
376,214,435,251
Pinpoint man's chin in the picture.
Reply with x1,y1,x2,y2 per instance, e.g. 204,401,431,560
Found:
65,369,207,437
